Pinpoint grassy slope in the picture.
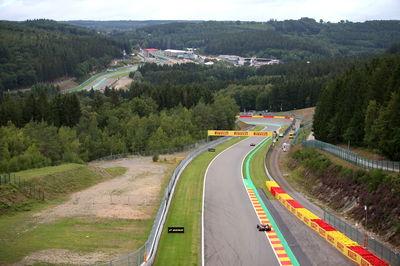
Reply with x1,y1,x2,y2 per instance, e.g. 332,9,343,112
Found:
0,163,129,264
14,163,84,181
244,138,275,199
154,137,245,266
241,125,274,198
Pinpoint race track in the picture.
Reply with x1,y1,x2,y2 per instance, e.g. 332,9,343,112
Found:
203,117,353,266
203,118,290,266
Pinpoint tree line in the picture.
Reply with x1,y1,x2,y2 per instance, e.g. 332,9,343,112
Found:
0,84,238,173
116,19,400,61
135,57,359,112
313,52,400,160
0,20,129,91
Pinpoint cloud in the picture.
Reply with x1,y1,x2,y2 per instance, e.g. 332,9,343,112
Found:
0,0,399,21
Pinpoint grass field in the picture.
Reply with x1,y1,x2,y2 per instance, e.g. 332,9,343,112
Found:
241,125,274,198
0,164,130,264
243,137,275,199
110,71,132,79
14,163,84,181
153,137,245,266
0,215,152,264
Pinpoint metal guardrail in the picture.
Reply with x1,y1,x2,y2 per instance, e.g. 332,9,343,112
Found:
302,140,400,172
324,211,399,266
91,136,233,266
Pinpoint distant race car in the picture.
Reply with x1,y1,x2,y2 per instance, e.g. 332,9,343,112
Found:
257,224,272,231
250,143,256,146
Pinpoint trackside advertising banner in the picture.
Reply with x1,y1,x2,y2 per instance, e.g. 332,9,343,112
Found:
208,130,273,137
235,115,294,120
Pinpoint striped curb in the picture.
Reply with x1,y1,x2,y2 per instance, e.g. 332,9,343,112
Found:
246,187,293,266
243,137,299,266
266,181,390,266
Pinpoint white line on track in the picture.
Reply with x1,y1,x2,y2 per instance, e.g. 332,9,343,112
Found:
201,137,249,266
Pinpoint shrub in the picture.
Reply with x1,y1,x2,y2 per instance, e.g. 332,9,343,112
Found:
152,153,159,162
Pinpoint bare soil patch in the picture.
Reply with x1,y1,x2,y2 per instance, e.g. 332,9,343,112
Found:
34,155,183,223
114,76,133,90
16,249,112,266
18,154,184,265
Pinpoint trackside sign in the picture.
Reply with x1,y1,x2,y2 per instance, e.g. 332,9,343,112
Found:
168,227,184,233
207,130,273,137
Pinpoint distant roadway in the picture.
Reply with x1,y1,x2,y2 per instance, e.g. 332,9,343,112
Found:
69,64,139,92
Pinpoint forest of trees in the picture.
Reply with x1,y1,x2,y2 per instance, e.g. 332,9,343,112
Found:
1,18,400,173
0,84,238,173
113,19,400,60
0,20,129,91
313,52,400,160
134,57,360,112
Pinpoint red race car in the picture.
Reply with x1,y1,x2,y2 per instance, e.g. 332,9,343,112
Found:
257,224,272,231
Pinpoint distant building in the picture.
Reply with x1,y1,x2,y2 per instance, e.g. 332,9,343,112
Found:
218,55,243,65
143,48,159,57
165,49,195,59
250,58,282,67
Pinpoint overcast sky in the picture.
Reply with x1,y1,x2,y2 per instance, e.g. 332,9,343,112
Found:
1,0,399,22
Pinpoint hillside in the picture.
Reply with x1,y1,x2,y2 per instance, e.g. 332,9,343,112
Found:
287,148,400,248
0,19,128,91
113,18,400,60
61,20,201,32
313,52,400,160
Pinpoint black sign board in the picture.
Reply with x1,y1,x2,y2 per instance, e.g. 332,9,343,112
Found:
208,148,215,152
168,227,184,233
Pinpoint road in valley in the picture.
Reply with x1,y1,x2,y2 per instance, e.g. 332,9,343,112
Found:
69,64,139,92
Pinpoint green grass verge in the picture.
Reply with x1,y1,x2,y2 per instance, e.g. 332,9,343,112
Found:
110,71,132,79
240,125,274,198
243,138,275,199
13,163,84,181
0,164,134,264
153,137,245,266
0,214,152,264
1,164,128,215
105,167,128,177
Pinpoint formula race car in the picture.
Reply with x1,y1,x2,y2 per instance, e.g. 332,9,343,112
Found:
257,224,272,231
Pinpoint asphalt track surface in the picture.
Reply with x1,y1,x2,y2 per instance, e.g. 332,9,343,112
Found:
80,65,138,91
204,117,354,266
203,118,290,266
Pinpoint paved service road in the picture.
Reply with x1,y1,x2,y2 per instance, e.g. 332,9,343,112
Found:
203,119,288,266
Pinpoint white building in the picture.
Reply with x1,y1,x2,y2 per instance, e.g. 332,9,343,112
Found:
165,49,195,59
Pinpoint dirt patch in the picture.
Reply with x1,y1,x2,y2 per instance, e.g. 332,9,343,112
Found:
114,76,133,90
34,154,183,223
16,249,111,265
53,78,78,91
16,154,184,265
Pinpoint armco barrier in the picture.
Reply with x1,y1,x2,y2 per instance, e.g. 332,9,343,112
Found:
324,211,400,266
265,181,390,266
92,136,234,266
